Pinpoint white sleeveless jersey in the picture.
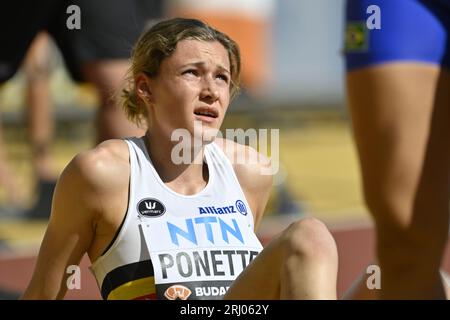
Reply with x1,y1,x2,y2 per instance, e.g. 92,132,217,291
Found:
90,137,263,300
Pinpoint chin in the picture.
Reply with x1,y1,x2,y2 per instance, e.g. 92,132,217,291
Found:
191,120,220,145
192,128,218,145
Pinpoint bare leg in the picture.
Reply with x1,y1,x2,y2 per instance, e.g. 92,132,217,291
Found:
224,217,338,300
24,32,54,180
82,61,145,143
347,63,450,299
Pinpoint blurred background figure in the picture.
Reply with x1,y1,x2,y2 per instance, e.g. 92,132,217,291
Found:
24,33,55,186
0,0,164,219
0,32,54,214
21,32,57,219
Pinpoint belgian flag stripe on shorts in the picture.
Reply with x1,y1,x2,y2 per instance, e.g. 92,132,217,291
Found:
107,276,156,300
101,259,155,300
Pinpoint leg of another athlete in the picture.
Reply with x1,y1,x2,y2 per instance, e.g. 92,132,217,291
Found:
24,32,55,181
82,61,145,143
224,217,338,300
347,63,450,299
344,265,450,300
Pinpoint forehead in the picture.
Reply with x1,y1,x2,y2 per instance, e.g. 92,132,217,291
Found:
165,39,230,70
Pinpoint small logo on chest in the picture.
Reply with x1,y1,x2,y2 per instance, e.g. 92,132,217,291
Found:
137,198,166,217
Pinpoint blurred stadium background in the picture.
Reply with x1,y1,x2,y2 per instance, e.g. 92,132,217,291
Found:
0,0,448,299
1,0,361,220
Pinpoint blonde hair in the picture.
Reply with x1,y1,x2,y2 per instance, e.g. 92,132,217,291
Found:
121,17,241,127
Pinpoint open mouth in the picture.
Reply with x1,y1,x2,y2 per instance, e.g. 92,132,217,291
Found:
194,107,219,119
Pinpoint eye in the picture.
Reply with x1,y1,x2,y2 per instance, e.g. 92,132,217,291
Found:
182,69,198,76
216,74,229,83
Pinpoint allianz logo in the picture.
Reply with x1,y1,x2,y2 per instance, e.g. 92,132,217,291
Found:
198,200,247,216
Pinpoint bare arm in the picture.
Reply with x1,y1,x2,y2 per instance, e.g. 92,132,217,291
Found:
21,146,118,299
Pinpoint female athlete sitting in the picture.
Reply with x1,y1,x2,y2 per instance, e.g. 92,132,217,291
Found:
22,18,338,300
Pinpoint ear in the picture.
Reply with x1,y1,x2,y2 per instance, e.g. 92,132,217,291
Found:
135,73,154,105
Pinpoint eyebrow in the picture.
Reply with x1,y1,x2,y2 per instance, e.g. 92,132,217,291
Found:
181,61,230,74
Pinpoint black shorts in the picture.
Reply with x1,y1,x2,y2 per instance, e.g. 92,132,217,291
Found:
0,0,163,82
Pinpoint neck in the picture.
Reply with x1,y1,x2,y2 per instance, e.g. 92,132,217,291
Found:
145,129,209,195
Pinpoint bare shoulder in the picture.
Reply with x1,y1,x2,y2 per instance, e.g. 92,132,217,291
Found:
67,139,130,190
214,137,273,188
214,138,273,228
21,140,131,299
57,139,131,219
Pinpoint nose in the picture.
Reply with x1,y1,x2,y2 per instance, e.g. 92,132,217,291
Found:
200,76,219,102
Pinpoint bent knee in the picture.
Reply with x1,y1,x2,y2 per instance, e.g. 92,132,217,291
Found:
283,217,338,262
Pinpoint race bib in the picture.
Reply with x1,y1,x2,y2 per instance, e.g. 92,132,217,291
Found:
141,214,263,300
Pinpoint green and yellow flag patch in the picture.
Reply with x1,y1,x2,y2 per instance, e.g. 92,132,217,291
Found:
345,21,369,52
